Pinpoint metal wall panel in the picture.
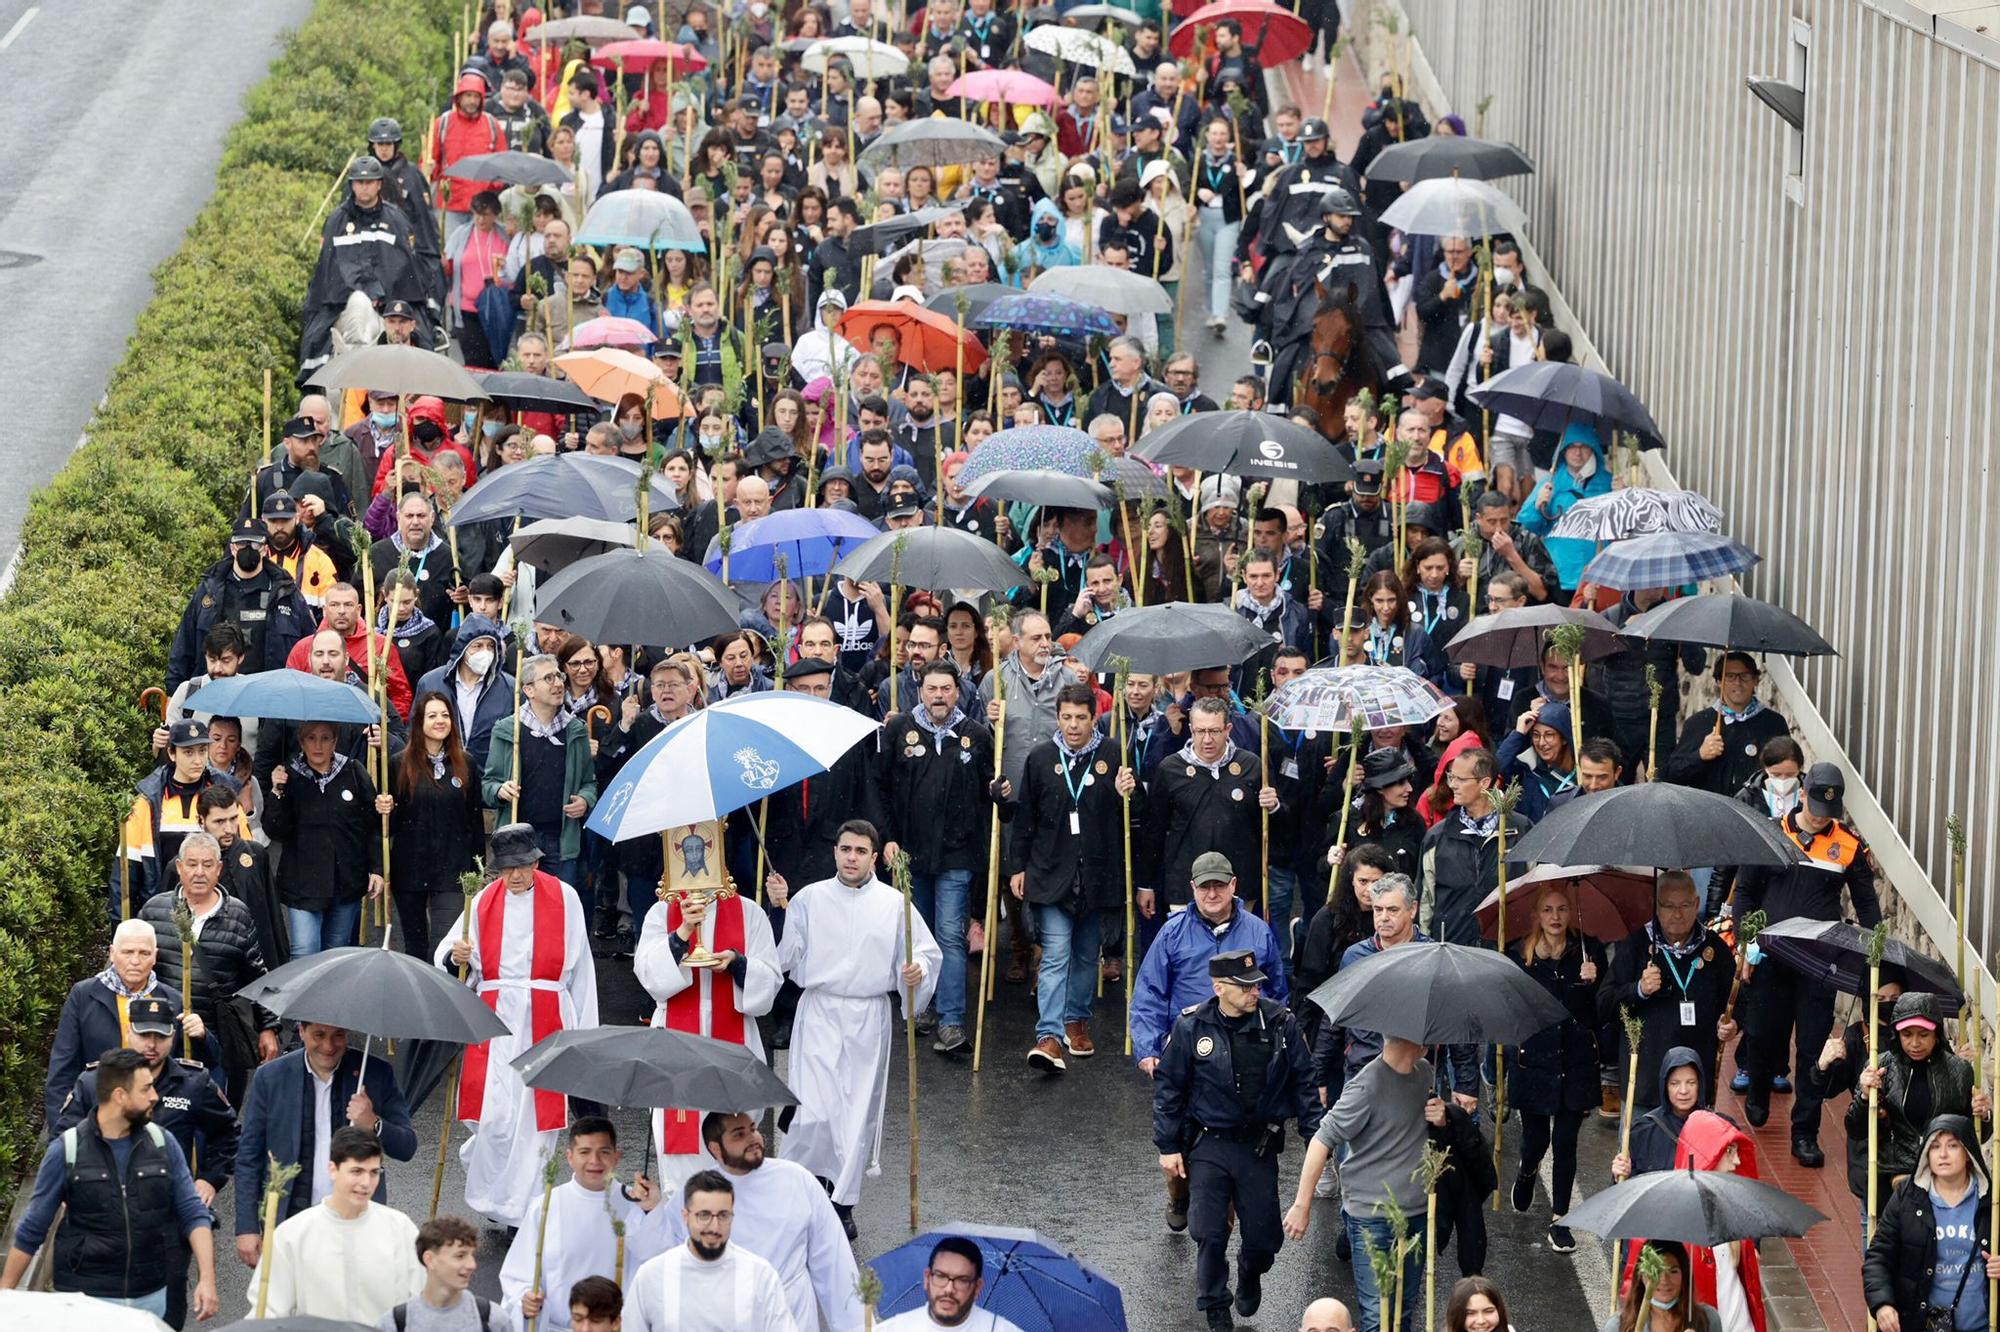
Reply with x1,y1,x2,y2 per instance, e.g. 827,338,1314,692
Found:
1376,0,2000,965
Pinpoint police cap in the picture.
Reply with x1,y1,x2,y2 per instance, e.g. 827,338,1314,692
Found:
1208,949,1267,985
128,996,178,1035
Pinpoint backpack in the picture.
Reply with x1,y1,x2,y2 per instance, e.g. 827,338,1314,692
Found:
392,1295,494,1331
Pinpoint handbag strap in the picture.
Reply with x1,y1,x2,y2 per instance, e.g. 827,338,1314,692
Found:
1947,1225,1978,1314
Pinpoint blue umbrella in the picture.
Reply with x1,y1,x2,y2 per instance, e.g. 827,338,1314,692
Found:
870,1224,1126,1332
974,292,1121,340
575,191,706,252
588,692,881,841
183,672,380,724
955,425,1094,488
475,281,520,372
1579,531,1759,591
703,507,884,582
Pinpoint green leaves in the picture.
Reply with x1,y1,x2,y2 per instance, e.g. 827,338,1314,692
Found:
1866,920,1889,970
1547,621,1588,667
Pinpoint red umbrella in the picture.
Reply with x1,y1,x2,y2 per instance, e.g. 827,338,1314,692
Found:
834,301,990,376
1168,0,1311,65
1474,864,1658,946
592,38,709,73
947,69,1060,107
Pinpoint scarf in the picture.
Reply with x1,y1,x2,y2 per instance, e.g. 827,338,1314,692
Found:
429,749,449,781
390,531,444,559
1645,917,1709,963
912,704,967,751
289,750,349,792
519,702,567,743
1056,730,1103,763
95,967,157,1001
1717,697,1766,725
1457,806,1500,837
378,603,437,638
1176,739,1238,777
1235,585,1291,628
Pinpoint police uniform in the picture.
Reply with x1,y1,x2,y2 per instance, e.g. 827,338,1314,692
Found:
1153,951,1322,1329
54,998,239,1329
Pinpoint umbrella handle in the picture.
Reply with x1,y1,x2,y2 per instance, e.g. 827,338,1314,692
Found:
586,705,613,740
139,687,168,723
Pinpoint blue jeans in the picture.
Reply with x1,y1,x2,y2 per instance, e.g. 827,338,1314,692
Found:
286,900,362,957
1032,902,1102,1040
1345,1210,1425,1332
98,1290,168,1316
1268,866,1298,939
1197,206,1242,320
909,869,972,1026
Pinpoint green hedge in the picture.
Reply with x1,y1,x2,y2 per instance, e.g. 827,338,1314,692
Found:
0,0,455,1196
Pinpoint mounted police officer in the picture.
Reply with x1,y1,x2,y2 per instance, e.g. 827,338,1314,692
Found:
1250,185,1400,414
1153,950,1322,1332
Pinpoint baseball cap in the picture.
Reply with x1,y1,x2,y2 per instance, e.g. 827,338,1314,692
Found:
1208,949,1267,985
382,299,418,321
281,415,320,440
169,719,211,748
1190,851,1234,887
1803,762,1845,817
262,491,300,519
1351,458,1384,495
1894,1011,1939,1033
127,997,178,1036
613,249,646,273
230,518,268,546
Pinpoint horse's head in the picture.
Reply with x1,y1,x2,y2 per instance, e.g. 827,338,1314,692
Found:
1309,279,1362,395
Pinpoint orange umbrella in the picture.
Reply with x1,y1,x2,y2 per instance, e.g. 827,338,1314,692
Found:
834,300,989,376
554,347,687,420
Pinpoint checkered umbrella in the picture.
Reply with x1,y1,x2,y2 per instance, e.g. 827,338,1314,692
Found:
1262,665,1453,732
1579,531,1759,591
1548,488,1723,542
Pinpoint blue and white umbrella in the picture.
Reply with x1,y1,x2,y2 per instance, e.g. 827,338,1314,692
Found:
587,692,881,842
183,671,380,724
1579,531,1759,592
703,507,884,582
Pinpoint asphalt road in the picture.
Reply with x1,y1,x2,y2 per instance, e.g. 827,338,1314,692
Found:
0,0,314,568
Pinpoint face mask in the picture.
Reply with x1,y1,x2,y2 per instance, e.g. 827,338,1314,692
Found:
233,545,262,573
1650,1299,1677,1312
749,2,768,14
482,420,505,439
370,411,399,430
620,421,642,441
466,648,496,675
1766,776,1799,795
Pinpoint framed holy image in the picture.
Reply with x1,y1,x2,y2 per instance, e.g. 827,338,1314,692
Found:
662,819,729,898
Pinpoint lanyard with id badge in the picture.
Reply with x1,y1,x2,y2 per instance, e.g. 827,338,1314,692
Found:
1059,753,1094,836
1660,947,1700,1026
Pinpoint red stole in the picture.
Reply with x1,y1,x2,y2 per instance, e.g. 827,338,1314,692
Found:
656,894,747,1153
458,870,569,1131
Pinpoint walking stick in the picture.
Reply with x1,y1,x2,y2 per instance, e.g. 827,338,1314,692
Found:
1418,1142,1449,1332
1618,1006,1642,1161
1488,779,1523,1207
1865,922,1888,1277
431,861,483,1218
972,673,1008,1072
510,638,526,823
253,1155,304,1316
1645,664,1663,780
892,850,920,1231
1112,658,1136,1056
260,368,273,506
526,1146,563,1332
887,539,908,716
1337,538,1366,665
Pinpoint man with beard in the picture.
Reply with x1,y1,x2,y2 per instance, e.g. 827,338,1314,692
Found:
246,416,355,524
258,491,340,609
504,1118,674,1330
626,1171,795,1332
877,1236,1028,1332
691,1113,864,1332
367,491,465,633
299,157,427,377
851,429,898,521
283,582,414,723
5,1045,221,1321
895,377,957,492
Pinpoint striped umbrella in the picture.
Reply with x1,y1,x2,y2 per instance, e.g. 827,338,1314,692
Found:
1579,532,1759,591
1262,665,1453,732
1548,488,1722,542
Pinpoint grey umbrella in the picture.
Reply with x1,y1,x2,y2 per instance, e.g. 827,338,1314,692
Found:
511,516,671,574
925,282,1016,322
1027,264,1172,317
1617,592,1836,658
533,547,742,646
964,469,1115,510
1443,605,1623,670
236,947,509,1044
1560,1168,1825,1245
859,117,1008,170
1305,940,1572,1046
448,151,578,189
448,454,677,527
526,15,639,44
306,344,492,401
1507,784,1806,870
1069,602,1277,675
1101,455,1169,501
511,1026,798,1111
1362,136,1536,183
834,527,1032,593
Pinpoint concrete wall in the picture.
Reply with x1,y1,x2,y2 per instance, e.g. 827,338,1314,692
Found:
1349,0,2000,994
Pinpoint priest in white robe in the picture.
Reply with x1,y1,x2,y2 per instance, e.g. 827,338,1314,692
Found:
632,872,781,1186
776,820,940,1215
627,1170,798,1332
665,1110,866,1332
436,823,599,1227
500,1115,677,1328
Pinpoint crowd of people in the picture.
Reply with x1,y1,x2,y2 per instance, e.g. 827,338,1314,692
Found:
2,0,1973,1330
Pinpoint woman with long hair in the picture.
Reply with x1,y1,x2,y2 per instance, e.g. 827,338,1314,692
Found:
1142,507,1191,604
943,600,994,686
1360,569,1440,682
1605,1241,1717,1332
768,388,812,459
381,693,485,961
694,129,735,203
1445,1276,1513,1332
1029,349,1079,428
1508,880,1604,1254
1335,748,1424,879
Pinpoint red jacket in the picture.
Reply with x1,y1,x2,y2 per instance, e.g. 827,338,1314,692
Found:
1618,1112,1767,1332
433,75,506,215
368,397,476,497
286,621,414,722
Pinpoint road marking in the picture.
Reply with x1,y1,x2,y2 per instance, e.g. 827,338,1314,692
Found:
0,7,38,50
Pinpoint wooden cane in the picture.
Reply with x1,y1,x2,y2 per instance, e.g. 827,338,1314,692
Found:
1723,911,1767,1025
972,674,1008,1072
526,1146,563,1332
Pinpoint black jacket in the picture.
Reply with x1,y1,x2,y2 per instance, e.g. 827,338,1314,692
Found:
1506,935,1605,1116
263,754,383,910
51,1115,179,1298
1412,261,1475,374
1140,747,1269,909
1733,810,1883,928
1862,1117,1992,1331
873,710,997,876
1000,736,1134,911
1665,704,1792,796
1597,923,1736,1111
1152,995,1323,1151
54,1055,239,1193
385,748,487,895
762,742,880,891
166,558,315,694
138,885,278,1046
1418,809,1532,946
1626,1046,1717,1176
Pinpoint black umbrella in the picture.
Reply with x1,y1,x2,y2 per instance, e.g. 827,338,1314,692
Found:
1069,602,1277,675
1757,917,1965,1010
1102,455,1169,502
1559,1167,1825,1245
533,547,742,646
1362,135,1536,183
511,1026,798,1111
1306,940,1572,1046
1507,784,1805,870
1618,592,1837,658
964,469,1115,510
851,203,966,254
835,527,1033,593
473,371,604,416
236,947,509,1044
448,453,677,527
1134,410,1353,484
449,150,578,188
1444,605,1623,669
925,282,1016,323
1466,361,1665,450
511,516,669,574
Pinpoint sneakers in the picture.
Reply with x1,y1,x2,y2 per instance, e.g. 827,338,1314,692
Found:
932,1024,968,1056
1063,1020,1096,1058
1599,1086,1623,1120
1206,1308,1233,1332
1235,1264,1263,1316
1730,1069,1751,1093
1511,1171,1534,1213
1772,1074,1794,1094
1547,1223,1575,1253
916,1006,938,1036
1027,1036,1067,1072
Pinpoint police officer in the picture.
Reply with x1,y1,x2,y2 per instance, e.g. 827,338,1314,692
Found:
1154,950,1322,1332
1733,761,1883,1166
1253,186,1402,412
52,997,237,1328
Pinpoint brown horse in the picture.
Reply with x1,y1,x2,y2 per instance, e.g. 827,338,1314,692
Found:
1297,279,1387,441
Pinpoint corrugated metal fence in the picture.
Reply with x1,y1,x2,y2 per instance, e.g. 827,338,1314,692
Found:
1355,0,2000,983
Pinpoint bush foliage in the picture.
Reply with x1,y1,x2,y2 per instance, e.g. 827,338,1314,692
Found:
0,0,453,1196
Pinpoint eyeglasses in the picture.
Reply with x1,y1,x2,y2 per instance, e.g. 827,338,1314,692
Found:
688,1210,734,1225
926,1270,978,1290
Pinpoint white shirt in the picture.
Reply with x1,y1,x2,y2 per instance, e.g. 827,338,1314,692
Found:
253,1202,425,1322
574,110,607,193
877,1307,1028,1332
308,1063,336,1205
625,1243,798,1332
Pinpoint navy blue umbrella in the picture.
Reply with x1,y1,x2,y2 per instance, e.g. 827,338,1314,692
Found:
476,281,521,372
183,672,379,724
870,1224,1126,1332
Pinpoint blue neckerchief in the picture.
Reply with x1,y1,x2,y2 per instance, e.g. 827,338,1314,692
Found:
1717,698,1765,724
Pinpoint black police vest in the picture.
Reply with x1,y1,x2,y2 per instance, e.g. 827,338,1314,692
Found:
54,1120,175,1298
